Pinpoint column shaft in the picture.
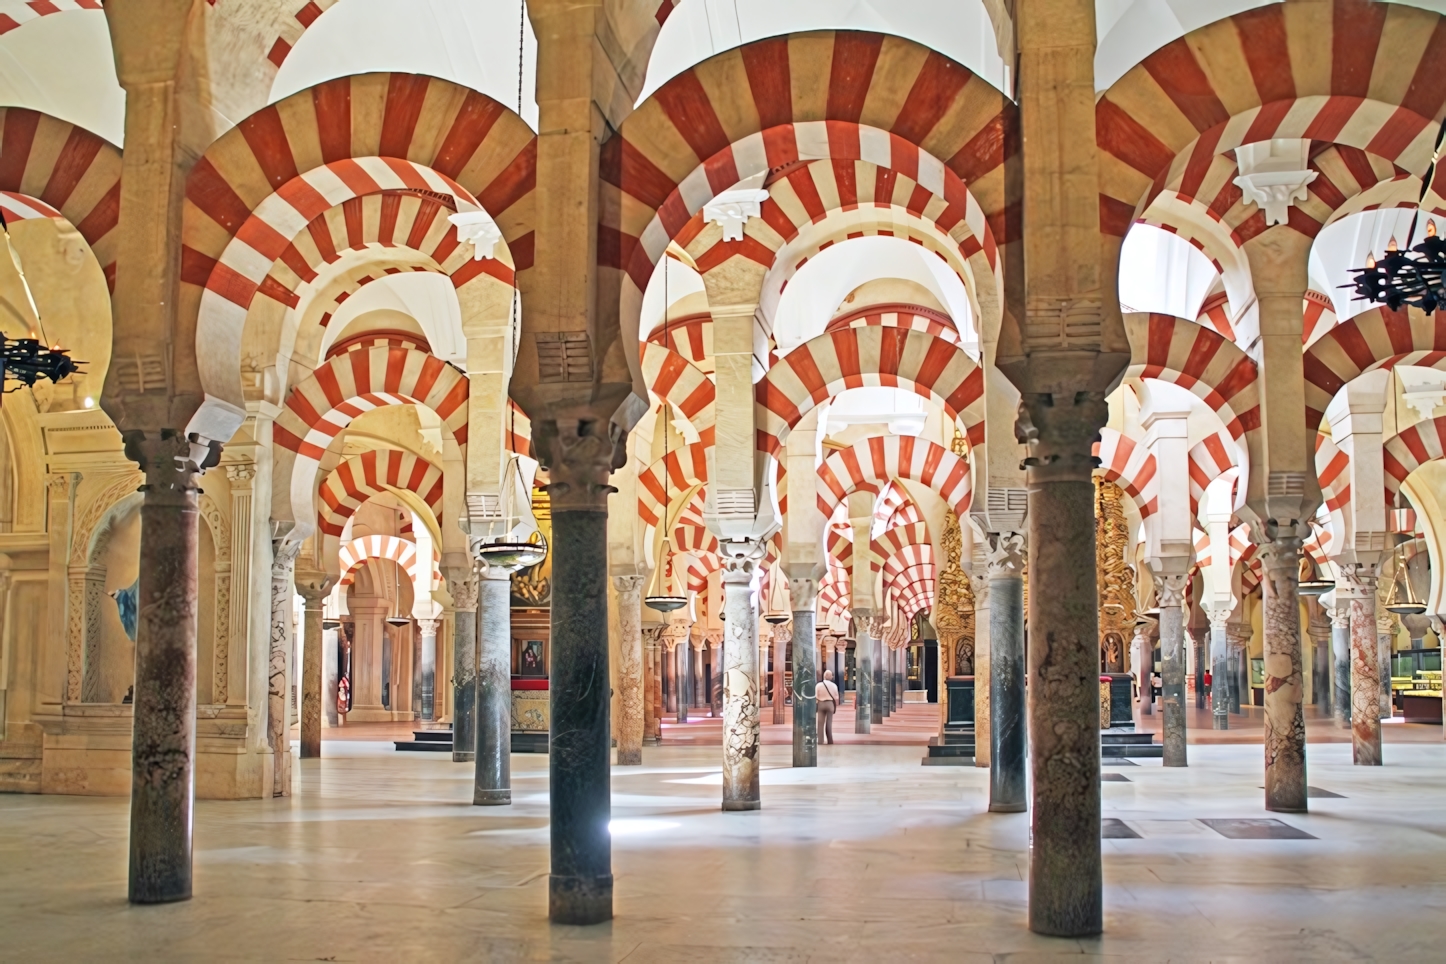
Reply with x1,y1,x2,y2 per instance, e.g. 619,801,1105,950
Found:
722,573,760,810
417,620,438,722
298,586,328,757
1209,610,1230,731
871,633,884,720
854,616,872,734
475,573,513,804
792,608,817,767
268,545,296,795
1260,535,1307,812
614,576,645,764
1349,590,1382,765
1159,592,1188,767
548,508,612,923
447,571,478,763
989,569,1026,812
1332,605,1350,728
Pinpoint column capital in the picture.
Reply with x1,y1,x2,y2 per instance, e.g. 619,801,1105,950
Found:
271,539,299,580
788,576,819,611
416,617,442,636
294,569,334,607
984,530,1027,578
612,574,645,595
224,462,257,489
1335,561,1379,598
444,568,480,611
1016,391,1110,485
1155,573,1189,610
719,538,766,585
533,417,625,512
125,430,221,501
1329,601,1351,631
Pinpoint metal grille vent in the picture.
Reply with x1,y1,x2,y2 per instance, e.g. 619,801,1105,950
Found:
536,331,591,383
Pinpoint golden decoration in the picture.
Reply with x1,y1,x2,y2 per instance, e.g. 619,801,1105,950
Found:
935,507,976,677
1094,476,1136,673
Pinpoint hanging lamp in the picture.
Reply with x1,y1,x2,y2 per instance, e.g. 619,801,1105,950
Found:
1385,542,1427,615
644,259,687,614
475,454,547,572
0,210,81,392
763,557,790,624
644,536,688,613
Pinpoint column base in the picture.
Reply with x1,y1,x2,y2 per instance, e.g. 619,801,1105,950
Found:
474,788,512,806
988,802,1026,813
722,799,761,812
642,736,659,746
548,873,613,925
452,752,475,763
615,749,642,766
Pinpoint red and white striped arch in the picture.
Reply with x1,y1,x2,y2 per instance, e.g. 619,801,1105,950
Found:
816,436,971,523
640,341,716,444
646,311,712,372
505,400,531,456
337,534,440,590
263,0,342,68
1124,314,1261,443
0,108,121,283
826,302,963,347
324,328,430,361
1098,3,1446,225
826,525,854,572
1095,429,1157,520
1302,291,1339,349
0,189,61,224
1315,434,1352,518
871,521,932,578
636,442,709,533
1384,415,1446,506
757,326,985,458
1187,430,1240,519
1303,305,1446,431
318,448,443,538
0,1,100,37
184,75,536,427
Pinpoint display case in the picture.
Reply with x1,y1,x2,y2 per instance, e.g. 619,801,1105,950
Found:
1401,670,1443,724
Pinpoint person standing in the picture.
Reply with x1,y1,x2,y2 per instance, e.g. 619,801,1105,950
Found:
815,670,840,745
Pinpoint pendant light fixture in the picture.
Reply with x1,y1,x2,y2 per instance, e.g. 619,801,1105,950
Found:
475,454,548,573
1385,541,1427,615
763,557,790,624
645,257,687,614
1347,120,1446,312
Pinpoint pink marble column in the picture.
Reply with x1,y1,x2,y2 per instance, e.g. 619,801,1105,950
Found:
613,575,645,765
1258,530,1307,812
1339,564,1381,766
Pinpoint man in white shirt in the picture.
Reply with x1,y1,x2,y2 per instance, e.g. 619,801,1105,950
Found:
815,670,841,745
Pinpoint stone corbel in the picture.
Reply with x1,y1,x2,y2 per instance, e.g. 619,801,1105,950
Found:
1232,139,1317,226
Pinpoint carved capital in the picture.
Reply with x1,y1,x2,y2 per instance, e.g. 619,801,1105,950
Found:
224,462,257,488
1335,562,1379,600
1205,602,1234,632
1328,602,1351,631
868,613,888,639
294,569,335,607
788,576,818,611
444,567,479,610
613,573,645,597
124,430,221,501
1378,611,1399,637
271,540,299,581
1155,573,1189,610
1016,391,1110,485
416,617,442,636
532,417,625,512
719,538,766,585
985,530,1026,578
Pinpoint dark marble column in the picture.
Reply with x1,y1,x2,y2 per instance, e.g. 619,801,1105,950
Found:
296,572,334,757
676,635,690,723
475,570,513,804
987,532,1026,812
126,432,219,904
853,612,872,734
1208,604,1231,731
1018,391,1105,937
445,569,479,764
1157,574,1189,768
1193,624,1208,710
268,539,298,796
536,419,622,926
720,544,762,811
1133,624,1153,715
1339,565,1381,766
1258,530,1307,812
1226,620,1249,714
870,621,885,721
790,581,818,767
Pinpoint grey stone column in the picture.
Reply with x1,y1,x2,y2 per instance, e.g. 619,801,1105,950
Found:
1132,624,1152,714
853,610,873,734
870,618,885,721
614,575,645,765
1157,574,1189,768
642,628,660,746
475,569,513,804
721,545,762,811
1226,619,1249,714
1258,530,1307,812
709,633,724,718
1329,599,1350,727
1193,625,1207,709
676,633,690,723
416,617,440,722
268,537,298,796
1018,390,1105,937
1208,604,1232,731
323,622,339,727
1338,564,1381,766
126,435,218,904
790,579,818,767
771,623,787,723
987,531,1026,812
444,568,479,763
296,571,334,757
696,637,709,713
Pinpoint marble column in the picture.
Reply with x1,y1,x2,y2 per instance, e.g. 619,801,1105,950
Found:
771,623,787,724
444,569,478,763
1378,612,1397,720
126,436,216,904
1306,599,1331,715
642,629,660,746
695,638,708,713
789,588,816,767
1339,564,1381,766
415,618,440,722
1018,390,1106,937
223,463,256,707
1208,604,1232,731
295,571,334,757
1330,598,1350,728
720,546,762,811
1227,619,1249,714
676,633,690,724
1133,624,1153,715
870,621,885,722
710,633,724,718
1258,531,1308,812
536,421,619,925
614,575,645,765
1157,574,1189,768
987,531,1026,812
853,613,873,734
475,569,512,804
323,622,339,727
268,539,298,796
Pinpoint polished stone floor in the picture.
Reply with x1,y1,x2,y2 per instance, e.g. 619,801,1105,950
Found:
2,739,1444,961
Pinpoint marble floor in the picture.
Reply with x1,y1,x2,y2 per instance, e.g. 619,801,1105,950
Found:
2,740,1444,962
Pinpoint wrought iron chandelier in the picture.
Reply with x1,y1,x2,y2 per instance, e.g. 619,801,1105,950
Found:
1346,122,1446,313
0,335,79,390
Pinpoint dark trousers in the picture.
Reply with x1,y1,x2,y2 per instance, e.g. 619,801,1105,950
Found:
817,702,836,744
